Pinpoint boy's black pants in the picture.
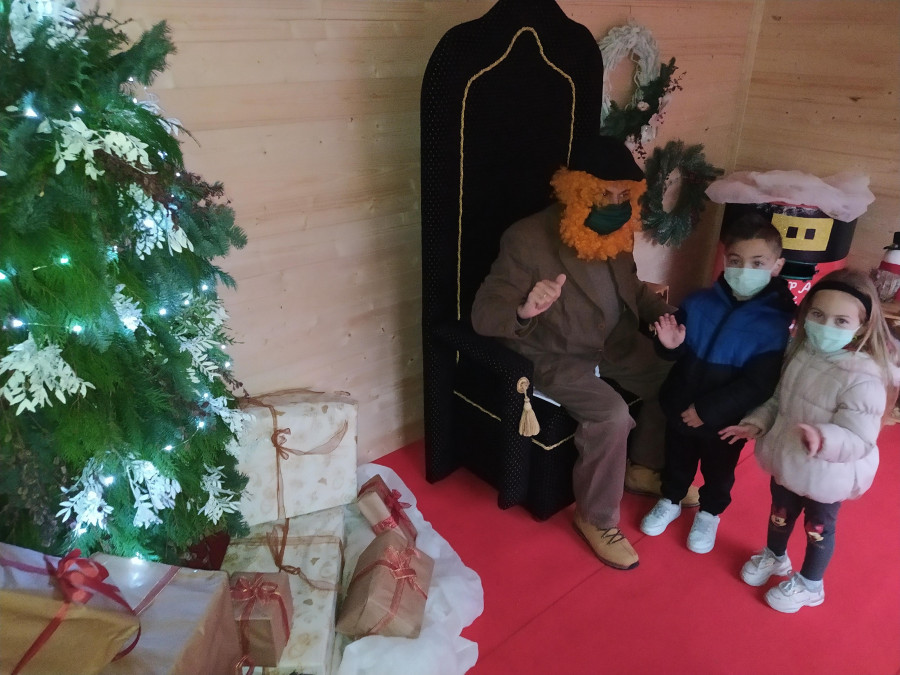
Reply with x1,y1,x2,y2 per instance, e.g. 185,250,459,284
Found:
661,421,745,515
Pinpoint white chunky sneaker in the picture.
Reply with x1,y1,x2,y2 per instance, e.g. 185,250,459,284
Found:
640,498,682,536
741,548,792,587
765,574,825,613
687,510,720,554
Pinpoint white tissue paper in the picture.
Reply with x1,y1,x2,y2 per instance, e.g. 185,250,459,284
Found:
336,464,484,675
706,170,875,222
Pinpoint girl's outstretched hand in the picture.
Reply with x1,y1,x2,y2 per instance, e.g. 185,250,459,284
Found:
719,423,762,445
798,423,823,456
653,313,686,350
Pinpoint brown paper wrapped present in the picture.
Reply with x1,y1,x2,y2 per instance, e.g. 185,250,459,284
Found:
93,554,242,675
0,543,140,675
356,474,417,543
336,530,434,639
230,572,293,668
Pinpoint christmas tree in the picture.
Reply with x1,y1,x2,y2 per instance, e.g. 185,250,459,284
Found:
0,0,249,562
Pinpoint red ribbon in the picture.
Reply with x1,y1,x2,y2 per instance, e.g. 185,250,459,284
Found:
230,574,291,675
879,260,900,275
351,545,427,636
0,549,140,675
265,521,341,592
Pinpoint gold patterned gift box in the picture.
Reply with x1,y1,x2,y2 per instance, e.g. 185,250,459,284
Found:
222,506,345,675
93,554,242,675
229,389,358,526
0,543,140,675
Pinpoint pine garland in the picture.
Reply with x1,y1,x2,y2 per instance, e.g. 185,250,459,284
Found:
0,1,249,561
640,140,724,247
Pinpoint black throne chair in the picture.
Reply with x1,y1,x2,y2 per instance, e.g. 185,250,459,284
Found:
421,0,640,521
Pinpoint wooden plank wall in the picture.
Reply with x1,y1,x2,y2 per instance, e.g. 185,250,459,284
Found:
736,1,900,271
99,0,760,461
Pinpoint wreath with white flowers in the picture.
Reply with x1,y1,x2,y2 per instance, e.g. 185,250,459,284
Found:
597,23,683,158
641,141,724,247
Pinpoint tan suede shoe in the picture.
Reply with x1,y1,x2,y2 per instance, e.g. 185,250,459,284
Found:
572,512,639,570
624,461,701,508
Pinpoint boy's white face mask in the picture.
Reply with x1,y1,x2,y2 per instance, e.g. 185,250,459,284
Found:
723,266,772,298
804,319,856,353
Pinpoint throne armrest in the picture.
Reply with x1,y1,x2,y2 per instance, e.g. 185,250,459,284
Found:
430,320,534,383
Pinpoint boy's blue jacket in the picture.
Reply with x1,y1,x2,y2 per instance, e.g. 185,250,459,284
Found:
658,275,796,437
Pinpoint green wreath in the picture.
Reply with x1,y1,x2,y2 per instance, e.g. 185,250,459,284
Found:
641,140,724,247
600,57,682,157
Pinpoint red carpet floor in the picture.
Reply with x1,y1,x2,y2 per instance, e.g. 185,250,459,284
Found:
378,424,900,675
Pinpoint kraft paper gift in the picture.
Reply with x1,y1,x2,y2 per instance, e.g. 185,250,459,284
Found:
229,389,358,526
93,554,241,675
336,530,434,639
0,543,140,675
356,474,417,543
222,507,344,675
230,572,293,668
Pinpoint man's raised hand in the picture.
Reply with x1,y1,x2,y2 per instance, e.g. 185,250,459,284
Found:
518,274,567,320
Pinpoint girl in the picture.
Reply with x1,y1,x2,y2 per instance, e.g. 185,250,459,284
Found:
720,269,900,613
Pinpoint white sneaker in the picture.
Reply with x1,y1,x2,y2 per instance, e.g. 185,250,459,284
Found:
741,548,792,587
765,574,825,613
640,498,682,536
687,510,719,554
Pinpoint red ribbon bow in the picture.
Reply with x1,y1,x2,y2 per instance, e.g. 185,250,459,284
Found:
1,549,140,675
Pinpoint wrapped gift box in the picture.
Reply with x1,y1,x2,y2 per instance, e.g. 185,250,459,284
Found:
230,389,358,525
223,506,344,675
356,474,417,543
230,572,293,667
94,555,241,675
0,543,140,675
336,530,434,639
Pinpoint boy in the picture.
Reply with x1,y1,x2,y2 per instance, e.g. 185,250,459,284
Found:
639,213,795,553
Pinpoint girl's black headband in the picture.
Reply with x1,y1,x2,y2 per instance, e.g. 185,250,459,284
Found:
809,280,872,320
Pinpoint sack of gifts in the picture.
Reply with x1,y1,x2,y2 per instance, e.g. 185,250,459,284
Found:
229,572,293,668
0,543,140,675
356,474,417,543
93,554,242,675
336,530,434,639
230,389,358,526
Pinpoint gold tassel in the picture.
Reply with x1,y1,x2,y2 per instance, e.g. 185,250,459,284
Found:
516,377,540,437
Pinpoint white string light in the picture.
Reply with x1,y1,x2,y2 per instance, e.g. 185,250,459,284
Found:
71,325,83,333
24,107,38,118
11,318,24,328
158,308,167,316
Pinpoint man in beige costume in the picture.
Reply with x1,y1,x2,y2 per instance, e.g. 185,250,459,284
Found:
471,135,697,569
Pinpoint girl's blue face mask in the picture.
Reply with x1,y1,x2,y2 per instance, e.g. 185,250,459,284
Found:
584,202,632,235
804,319,856,353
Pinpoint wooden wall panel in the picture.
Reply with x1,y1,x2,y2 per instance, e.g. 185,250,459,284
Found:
736,1,900,270
98,0,763,461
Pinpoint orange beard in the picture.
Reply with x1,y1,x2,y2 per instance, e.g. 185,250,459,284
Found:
550,167,646,261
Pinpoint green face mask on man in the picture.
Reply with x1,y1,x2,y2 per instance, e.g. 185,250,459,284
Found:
584,202,632,235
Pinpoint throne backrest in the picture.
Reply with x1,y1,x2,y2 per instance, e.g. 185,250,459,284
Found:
421,0,604,328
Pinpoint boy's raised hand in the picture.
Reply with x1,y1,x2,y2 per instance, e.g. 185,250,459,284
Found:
718,423,762,445
653,313,686,350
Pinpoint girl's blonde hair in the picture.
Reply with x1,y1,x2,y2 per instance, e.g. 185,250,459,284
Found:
787,268,900,385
